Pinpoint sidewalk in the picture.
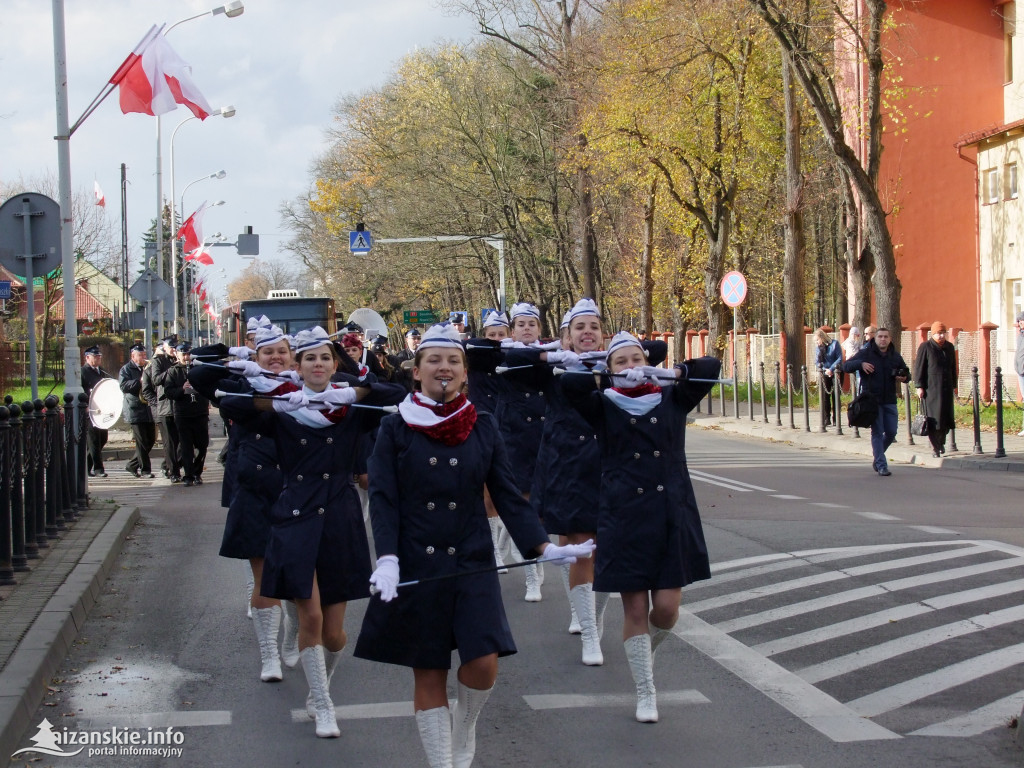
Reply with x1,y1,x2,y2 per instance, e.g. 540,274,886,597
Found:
689,400,1024,472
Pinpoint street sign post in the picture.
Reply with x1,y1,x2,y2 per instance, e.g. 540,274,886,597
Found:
0,193,63,400
349,229,372,255
0,281,10,300
720,270,748,400
129,269,174,352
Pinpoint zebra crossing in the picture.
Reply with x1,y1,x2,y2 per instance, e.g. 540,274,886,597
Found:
86,462,225,508
675,540,1024,741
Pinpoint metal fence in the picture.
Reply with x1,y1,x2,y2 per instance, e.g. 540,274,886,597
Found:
0,393,89,588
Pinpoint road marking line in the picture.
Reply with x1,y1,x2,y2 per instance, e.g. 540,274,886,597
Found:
674,610,900,742
689,475,753,492
845,642,1024,717
715,557,1024,633
711,541,980,574
688,470,776,492
75,711,231,728
753,578,1024,657
523,690,708,710
809,502,851,509
689,545,992,613
909,525,960,535
909,691,1024,737
770,494,806,500
799,604,1024,683
854,511,901,521
292,701,420,721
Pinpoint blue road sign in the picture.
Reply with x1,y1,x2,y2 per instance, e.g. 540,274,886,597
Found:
0,280,10,300
349,230,372,254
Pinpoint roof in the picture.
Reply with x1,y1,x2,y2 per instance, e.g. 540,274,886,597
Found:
19,283,112,321
955,117,1024,149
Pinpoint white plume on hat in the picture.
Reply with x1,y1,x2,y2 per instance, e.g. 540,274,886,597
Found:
247,315,272,333
483,310,510,328
254,324,287,350
293,326,332,354
567,297,600,323
418,323,465,350
509,302,540,321
605,330,643,359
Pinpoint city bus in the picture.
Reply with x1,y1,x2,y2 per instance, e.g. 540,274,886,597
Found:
219,294,337,346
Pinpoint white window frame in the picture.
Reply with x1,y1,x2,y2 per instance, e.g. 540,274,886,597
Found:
985,168,1001,204
1007,162,1019,200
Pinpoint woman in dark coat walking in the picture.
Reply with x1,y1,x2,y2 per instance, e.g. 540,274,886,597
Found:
562,331,719,724
355,323,593,768
914,321,958,457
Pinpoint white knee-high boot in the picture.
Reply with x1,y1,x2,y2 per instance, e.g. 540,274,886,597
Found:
416,707,453,768
568,584,603,665
561,564,581,633
594,590,610,640
300,646,340,738
487,517,507,573
624,634,658,723
245,564,254,619
451,681,492,768
523,563,542,602
306,646,343,718
281,601,300,668
251,606,282,682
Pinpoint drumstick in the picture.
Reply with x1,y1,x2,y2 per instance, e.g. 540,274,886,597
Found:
193,359,296,381
552,368,733,385
213,390,398,412
369,557,546,595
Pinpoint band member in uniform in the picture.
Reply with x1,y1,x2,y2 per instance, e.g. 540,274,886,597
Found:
82,345,111,477
191,326,405,738
143,336,182,481
562,330,718,723
394,328,421,363
163,342,210,487
354,323,594,768
119,343,155,478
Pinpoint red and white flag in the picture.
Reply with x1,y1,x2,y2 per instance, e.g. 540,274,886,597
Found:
94,180,105,207
175,201,207,254
109,24,213,119
185,248,214,266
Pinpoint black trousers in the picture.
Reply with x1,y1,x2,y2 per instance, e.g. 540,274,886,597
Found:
87,426,108,472
127,422,156,474
157,415,181,476
176,415,209,480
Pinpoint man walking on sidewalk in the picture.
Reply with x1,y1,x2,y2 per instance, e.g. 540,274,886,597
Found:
843,328,909,476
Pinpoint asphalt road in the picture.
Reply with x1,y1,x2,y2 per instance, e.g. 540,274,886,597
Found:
8,427,1024,767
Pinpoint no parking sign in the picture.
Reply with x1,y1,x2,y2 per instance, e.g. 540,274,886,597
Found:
720,271,747,308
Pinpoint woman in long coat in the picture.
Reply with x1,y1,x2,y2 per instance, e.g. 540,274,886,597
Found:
355,323,592,768
562,331,719,724
914,320,958,456
191,326,406,738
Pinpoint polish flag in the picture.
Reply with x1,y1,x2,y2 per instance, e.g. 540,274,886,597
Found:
185,248,214,266
94,180,105,207
109,24,213,120
175,201,207,254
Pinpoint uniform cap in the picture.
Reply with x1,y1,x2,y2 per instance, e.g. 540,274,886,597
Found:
84,345,101,356
566,297,600,324
294,326,333,354
254,324,287,350
418,323,464,350
605,330,643,359
509,302,540,321
483,311,510,329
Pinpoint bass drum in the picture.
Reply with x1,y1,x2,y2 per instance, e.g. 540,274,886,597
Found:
88,378,123,430
347,308,388,340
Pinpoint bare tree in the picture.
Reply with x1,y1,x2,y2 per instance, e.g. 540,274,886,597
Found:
226,259,303,303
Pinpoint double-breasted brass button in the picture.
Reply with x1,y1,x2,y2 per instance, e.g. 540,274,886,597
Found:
448,502,457,510
255,434,262,440
630,418,637,425
297,475,303,481
653,451,661,457
579,435,586,441
447,547,456,555
426,546,435,554
540,416,545,421
526,417,533,422
427,502,435,511
656,485,664,492
326,437,333,445
300,438,307,445
322,473,329,480
292,509,300,516
636,487,644,495
317,507,325,515
525,393,531,398
633,453,640,460
429,457,437,466
449,458,458,466
650,417,658,424
256,464,263,470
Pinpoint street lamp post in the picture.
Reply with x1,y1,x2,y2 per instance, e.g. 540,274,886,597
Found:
170,106,234,333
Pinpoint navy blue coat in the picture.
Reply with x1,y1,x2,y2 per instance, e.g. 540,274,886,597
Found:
354,411,549,670
562,357,719,593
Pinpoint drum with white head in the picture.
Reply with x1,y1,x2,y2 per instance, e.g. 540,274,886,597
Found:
88,378,123,430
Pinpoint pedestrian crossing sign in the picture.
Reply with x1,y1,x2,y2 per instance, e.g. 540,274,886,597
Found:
349,230,372,254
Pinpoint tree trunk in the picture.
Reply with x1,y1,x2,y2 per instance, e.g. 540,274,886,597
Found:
782,55,807,387
842,176,874,330
639,177,657,336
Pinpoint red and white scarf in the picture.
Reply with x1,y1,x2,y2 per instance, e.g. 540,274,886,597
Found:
604,382,662,416
398,392,477,446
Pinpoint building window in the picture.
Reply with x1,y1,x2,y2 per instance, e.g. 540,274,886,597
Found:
985,168,1001,204
1007,163,1019,200
1007,32,1015,84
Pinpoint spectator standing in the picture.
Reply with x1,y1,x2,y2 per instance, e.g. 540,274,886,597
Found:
814,329,843,427
843,326,862,360
81,345,111,477
914,321,958,457
843,328,909,476
118,344,155,478
863,325,877,348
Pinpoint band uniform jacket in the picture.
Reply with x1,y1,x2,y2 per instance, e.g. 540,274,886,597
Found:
562,357,719,593
200,368,406,605
163,362,211,419
144,352,176,419
118,360,153,424
355,411,550,670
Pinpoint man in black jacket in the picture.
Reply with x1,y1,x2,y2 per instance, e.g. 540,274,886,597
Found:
81,345,111,477
142,335,182,481
162,342,210,487
118,344,155,478
843,328,909,477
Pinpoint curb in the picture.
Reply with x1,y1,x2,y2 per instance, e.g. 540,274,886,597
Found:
0,505,140,764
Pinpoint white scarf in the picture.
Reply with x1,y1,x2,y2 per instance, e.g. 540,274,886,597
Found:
288,384,347,429
397,392,471,428
246,369,300,394
603,388,662,416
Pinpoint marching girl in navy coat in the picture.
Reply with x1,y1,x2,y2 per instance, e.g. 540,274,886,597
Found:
190,326,405,738
355,324,593,768
562,331,718,723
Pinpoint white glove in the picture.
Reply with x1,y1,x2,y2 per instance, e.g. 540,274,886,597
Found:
500,339,526,348
622,367,647,385
641,365,675,381
539,539,595,564
271,390,308,413
276,370,302,385
312,385,357,408
227,359,270,378
228,346,253,360
369,555,400,602
546,350,580,366
536,339,562,351
579,351,608,362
